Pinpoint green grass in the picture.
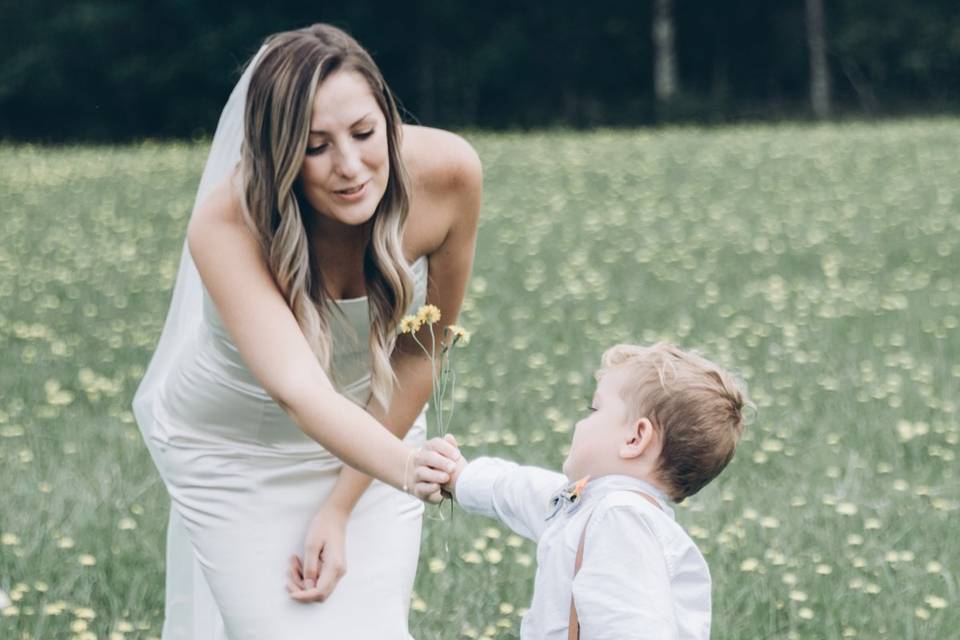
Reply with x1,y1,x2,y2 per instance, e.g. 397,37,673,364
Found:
1,120,958,639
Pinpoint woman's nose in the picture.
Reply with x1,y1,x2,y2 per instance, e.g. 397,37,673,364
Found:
334,143,362,178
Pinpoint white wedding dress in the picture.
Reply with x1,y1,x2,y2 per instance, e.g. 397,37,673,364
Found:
137,255,429,640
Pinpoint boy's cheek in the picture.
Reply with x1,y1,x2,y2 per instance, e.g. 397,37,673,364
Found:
561,445,578,476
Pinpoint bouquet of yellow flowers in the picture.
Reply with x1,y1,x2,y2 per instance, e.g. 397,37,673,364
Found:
399,304,471,439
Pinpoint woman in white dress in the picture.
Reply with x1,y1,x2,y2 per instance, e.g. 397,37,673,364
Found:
132,23,481,639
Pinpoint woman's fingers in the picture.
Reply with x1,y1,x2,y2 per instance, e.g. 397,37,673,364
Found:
416,482,444,504
415,465,449,485
286,579,304,595
312,555,346,602
288,555,305,590
422,437,461,462
289,587,323,603
287,556,324,602
302,541,322,590
416,449,456,475
410,437,465,502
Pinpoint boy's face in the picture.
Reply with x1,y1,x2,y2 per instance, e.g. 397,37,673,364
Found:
563,367,636,480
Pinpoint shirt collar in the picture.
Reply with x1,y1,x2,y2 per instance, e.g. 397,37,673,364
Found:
576,474,675,520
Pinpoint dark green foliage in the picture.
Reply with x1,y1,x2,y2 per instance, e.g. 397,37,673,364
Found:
1,1,959,140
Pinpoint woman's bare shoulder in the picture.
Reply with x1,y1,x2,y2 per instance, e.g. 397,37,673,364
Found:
400,126,482,257
186,173,260,265
191,174,245,228
401,125,482,199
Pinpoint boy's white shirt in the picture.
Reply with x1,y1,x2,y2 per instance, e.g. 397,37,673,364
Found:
456,457,711,640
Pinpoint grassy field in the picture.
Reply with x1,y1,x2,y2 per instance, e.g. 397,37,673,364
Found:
1,119,958,639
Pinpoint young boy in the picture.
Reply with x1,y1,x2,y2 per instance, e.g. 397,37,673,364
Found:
419,342,749,639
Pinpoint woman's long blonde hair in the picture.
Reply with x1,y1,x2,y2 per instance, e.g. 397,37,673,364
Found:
241,23,413,411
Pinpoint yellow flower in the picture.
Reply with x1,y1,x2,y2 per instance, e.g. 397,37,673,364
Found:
398,315,421,334
836,502,858,516
1,533,20,546
506,535,524,548
416,304,441,325
739,558,760,572
446,324,472,345
460,550,482,564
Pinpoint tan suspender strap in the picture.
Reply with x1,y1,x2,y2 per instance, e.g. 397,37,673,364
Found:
567,510,593,640
567,491,662,640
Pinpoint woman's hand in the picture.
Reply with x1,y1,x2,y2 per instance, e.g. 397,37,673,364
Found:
286,504,349,603
409,435,462,503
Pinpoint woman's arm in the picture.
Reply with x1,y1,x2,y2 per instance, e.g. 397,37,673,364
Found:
186,178,454,492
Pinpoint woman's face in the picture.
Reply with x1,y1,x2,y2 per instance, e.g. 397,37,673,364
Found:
299,69,390,227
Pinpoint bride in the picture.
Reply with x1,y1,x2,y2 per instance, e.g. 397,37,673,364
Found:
132,23,480,639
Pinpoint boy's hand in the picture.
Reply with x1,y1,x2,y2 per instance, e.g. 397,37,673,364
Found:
421,435,467,499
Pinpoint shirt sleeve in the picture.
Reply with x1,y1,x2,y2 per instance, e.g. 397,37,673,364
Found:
572,503,680,640
455,457,568,541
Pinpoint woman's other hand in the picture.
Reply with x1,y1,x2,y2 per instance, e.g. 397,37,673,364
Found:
286,505,349,603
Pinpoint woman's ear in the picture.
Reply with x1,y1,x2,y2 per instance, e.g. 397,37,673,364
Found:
619,417,656,460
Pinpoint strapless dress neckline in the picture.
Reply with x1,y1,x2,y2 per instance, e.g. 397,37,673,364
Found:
333,254,428,306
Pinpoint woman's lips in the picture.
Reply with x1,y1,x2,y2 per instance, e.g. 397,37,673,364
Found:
333,181,367,201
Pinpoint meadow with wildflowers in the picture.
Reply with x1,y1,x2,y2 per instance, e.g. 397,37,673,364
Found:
1,120,958,639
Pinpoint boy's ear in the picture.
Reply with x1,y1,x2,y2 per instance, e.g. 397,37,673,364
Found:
619,417,656,460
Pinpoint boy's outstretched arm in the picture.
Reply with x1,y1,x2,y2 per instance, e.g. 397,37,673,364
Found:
420,438,567,541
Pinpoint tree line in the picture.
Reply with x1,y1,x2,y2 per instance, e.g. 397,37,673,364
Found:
1,0,958,141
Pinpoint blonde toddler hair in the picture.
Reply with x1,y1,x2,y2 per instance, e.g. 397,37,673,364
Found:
598,342,751,501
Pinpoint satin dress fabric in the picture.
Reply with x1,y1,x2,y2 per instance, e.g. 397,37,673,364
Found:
140,256,429,640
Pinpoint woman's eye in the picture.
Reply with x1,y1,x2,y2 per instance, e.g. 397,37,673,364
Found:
587,406,597,413
354,129,375,140
306,143,328,156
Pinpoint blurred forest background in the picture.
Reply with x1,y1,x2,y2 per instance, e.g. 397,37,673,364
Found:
2,0,960,141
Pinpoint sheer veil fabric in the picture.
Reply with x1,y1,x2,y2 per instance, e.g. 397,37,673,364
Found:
132,46,263,423
132,46,265,640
